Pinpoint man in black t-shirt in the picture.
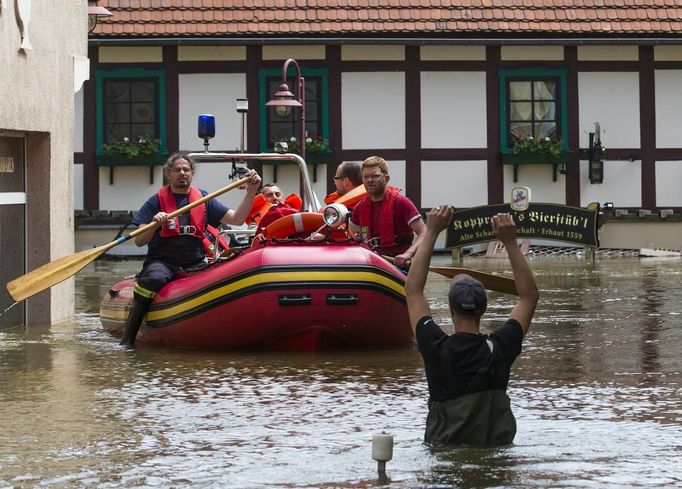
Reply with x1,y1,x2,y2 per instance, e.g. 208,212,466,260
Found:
405,207,539,446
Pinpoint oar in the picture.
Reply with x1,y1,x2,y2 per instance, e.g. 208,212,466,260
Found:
6,176,251,302
383,255,518,296
427,267,518,296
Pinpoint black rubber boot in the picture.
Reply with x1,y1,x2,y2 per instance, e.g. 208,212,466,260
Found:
120,294,151,347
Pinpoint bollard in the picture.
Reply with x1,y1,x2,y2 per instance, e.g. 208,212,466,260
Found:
372,432,394,477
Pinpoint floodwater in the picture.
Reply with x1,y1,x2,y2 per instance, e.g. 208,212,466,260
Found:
1,255,681,488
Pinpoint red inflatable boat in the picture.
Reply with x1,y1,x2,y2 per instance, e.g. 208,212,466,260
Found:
100,149,414,350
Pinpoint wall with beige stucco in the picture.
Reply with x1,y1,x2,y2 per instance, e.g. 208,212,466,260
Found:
0,1,88,323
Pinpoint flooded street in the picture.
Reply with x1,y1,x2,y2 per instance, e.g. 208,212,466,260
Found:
1,255,681,488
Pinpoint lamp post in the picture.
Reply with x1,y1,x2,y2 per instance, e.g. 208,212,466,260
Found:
236,98,248,153
87,0,113,33
265,58,305,162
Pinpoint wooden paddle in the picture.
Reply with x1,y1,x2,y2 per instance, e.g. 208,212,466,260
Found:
383,255,518,296
6,176,251,302
427,267,518,296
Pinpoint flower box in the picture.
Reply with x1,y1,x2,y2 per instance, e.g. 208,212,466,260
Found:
304,151,333,166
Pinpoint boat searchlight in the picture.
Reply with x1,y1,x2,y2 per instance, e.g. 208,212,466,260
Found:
323,203,350,228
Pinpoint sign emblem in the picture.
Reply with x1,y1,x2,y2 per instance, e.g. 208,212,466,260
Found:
511,186,531,211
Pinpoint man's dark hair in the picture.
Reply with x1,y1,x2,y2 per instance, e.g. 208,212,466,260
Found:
339,161,362,186
164,151,195,172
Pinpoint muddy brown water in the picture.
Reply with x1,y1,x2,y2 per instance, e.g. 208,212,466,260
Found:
1,255,680,488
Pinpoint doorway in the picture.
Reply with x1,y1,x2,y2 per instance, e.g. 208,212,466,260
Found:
0,135,26,328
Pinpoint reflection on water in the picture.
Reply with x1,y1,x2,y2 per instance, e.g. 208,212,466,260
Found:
1,256,681,487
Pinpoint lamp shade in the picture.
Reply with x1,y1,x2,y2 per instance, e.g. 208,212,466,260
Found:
266,83,302,108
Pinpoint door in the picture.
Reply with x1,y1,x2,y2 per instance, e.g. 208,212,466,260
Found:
0,135,26,328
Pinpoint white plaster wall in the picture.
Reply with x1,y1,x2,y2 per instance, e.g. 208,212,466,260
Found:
342,72,405,149
421,161,488,208
421,72,487,148
577,46,638,61
655,160,682,207
385,160,406,193
420,45,485,61
260,162,329,210
98,46,163,63
341,45,405,61
655,70,682,148
654,46,682,61
578,72,640,148
579,159,642,207
263,45,326,60
98,166,164,211
502,166,566,204
74,90,84,153
178,73,246,151
178,46,246,61
74,163,84,210
0,0,87,323
177,73,247,199
501,46,564,61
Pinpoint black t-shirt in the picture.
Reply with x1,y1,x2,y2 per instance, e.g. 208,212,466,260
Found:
133,190,229,267
416,316,524,402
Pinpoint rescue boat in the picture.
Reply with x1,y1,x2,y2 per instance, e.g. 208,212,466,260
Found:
100,148,413,350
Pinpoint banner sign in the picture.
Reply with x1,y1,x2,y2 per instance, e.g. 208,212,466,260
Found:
445,202,600,248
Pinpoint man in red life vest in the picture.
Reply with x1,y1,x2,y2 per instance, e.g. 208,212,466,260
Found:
324,161,363,207
348,156,426,269
254,184,301,236
120,152,262,347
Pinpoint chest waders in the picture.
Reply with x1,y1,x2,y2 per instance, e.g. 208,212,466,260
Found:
425,340,517,446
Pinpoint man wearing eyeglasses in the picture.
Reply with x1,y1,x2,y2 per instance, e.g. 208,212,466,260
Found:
348,155,426,268
120,151,262,347
324,161,363,203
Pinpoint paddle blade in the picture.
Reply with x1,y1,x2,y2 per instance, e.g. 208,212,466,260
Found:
6,244,111,302
429,267,518,296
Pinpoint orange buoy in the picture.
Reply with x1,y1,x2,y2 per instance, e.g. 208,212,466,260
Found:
262,212,326,240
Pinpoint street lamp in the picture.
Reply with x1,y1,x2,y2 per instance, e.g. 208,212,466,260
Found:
88,0,113,33
236,98,248,153
266,58,306,162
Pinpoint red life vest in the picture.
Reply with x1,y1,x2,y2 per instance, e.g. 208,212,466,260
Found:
323,192,339,205
355,186,401,246
255,204,300,236
285,193,303,211
157,186,206,239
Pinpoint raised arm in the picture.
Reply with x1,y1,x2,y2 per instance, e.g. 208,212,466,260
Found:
221,169,262,225
405,205,453,333
492,213,539,336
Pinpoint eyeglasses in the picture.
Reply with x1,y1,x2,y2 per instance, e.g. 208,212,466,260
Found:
362,174,385,181
170,167,193,174
333,175,346,180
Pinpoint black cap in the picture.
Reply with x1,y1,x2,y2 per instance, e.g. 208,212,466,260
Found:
448,274,487,316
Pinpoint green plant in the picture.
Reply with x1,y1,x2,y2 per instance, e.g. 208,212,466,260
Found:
102,134,161,158
512,135,563,159
275,134,329,154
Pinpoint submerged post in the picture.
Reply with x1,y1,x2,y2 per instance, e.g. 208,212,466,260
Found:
372,432,393,480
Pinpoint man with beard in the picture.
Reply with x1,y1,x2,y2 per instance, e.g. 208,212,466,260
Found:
120,152,262,347
348,155,426,268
